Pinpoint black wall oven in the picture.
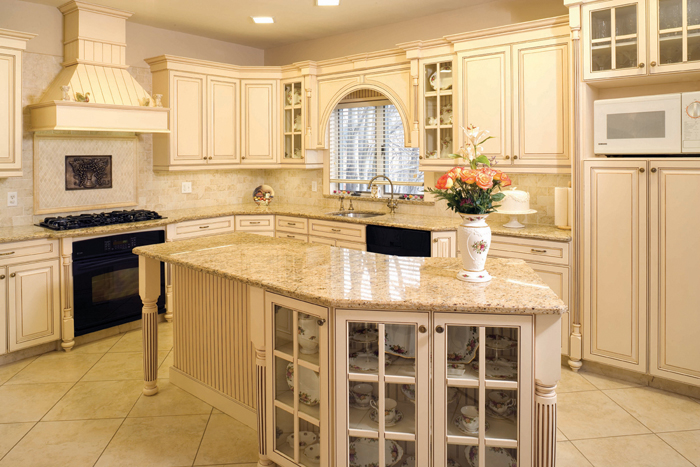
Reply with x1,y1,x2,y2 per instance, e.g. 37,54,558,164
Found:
72,230,165,336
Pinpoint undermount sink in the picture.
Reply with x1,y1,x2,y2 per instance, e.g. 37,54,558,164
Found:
326,211,385,218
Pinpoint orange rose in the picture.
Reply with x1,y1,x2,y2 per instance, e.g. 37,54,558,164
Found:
435,173,454,190
461,169,477,184
500,173,512,187
447,167,463,179
492,169,502,181
475,171,493,190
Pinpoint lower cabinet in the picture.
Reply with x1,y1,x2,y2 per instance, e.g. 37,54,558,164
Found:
266,293,330,467
431,231,457,257
6,259,60,352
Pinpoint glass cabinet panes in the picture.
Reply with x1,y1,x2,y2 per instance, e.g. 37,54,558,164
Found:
591,9,612,71
655,0,700,66
284,82,303,161
587,3,640,75
422,60,454,160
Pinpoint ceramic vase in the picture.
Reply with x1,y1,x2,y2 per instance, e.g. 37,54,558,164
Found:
298,314,319,355
457,213,492,283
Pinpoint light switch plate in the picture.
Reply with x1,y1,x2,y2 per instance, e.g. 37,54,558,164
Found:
181,182,192,194
312,181,318,192
7,192,17,206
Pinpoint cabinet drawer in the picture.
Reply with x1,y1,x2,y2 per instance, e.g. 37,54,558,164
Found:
308,219,366,243
169,216,235,240
309,235,335,246
336,240,367,251
236,215,274,231
275,232,308,242
276,216,308,234
0,239,59,266
489,236,569,266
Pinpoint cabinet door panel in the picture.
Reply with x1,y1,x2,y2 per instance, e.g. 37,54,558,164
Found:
583,161,647,371
528,262,570,355
208,77,239,163
242,80,277,163
431,231,456,258
513,39,570,166
8,260,60,352
459,46,511,162
173,73,205,161
0,49,21,172
649,161,700,384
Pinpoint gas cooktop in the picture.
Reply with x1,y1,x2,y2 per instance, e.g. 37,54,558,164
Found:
38,209,165,231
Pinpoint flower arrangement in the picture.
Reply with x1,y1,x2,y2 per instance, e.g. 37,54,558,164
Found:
427,125,511,215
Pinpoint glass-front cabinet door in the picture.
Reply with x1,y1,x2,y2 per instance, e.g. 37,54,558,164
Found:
420,58,456,165
282,80,304,163
336,310,430,467
650,0,700,72
582,0,647,80
434,314,533,467
266,294,329,467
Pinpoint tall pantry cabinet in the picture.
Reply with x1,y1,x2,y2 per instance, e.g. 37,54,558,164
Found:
583,159,700,385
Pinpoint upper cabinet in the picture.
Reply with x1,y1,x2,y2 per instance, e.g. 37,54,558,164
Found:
420,57,457,163
241,79,278,165
208,76,240,165
582,0,700,81
0,29,35,178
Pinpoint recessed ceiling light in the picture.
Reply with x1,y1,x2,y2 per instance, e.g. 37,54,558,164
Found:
251,16,274,24
317,0,340,5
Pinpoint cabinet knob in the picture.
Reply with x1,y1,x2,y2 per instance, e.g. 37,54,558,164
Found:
10,273,15,278
638,62,645,68
419,155,424,160
317,319,326,326
435,325,444,334
0,275,5,280
650,61,657,67
640,168,645,173
242,155,247,159
505,155,510,160
651,168,658,173
419,325,427,333
433,238,438,243
513,155,518,160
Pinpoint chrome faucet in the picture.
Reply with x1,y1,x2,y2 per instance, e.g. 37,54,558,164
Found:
368,175,399,214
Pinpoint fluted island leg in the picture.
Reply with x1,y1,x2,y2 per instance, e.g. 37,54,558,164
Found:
139,256,160,396
256,349,274,467
535,381,557,467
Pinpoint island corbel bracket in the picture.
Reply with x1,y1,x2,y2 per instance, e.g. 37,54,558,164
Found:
139,255,160,396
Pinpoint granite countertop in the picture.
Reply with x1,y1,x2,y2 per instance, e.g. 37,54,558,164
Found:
134,232,567,315
0,204,572,244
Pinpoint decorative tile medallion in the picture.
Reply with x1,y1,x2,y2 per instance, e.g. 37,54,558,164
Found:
65,156,113,190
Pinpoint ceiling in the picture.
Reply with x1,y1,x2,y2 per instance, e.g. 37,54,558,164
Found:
23,0,497,49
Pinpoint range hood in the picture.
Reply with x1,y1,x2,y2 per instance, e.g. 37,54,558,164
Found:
28,1,169,133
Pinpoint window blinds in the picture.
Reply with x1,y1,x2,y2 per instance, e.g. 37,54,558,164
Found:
330,105,423,194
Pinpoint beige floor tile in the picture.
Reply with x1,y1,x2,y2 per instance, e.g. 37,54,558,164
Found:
43,380,144,421
558,391,650,440
556,441,593,467
580,371,642,390
0,357,36,385
95,414,209,467
604,387,700,433
109,324,173,353
194,413,259,466
81,351,169,381
158,350,173,380
0,419,122,467
129,379,212,418
657,430,700,466
558,428,568,441
573,434,694,467
0,383,72,423
70,335,121,354
558,367,598,393
0,422,34,459
5,352,102,384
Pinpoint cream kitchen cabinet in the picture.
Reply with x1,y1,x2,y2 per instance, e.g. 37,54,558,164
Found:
419,57,457,166
241,79,278,165
0,266,5,356
431,231,457,258
649,0,700,74
235,215,276,237
207,76,240,165
0,29,34,178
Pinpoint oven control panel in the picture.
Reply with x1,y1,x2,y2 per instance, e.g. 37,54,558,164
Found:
73,230,165,260
104,237,138,252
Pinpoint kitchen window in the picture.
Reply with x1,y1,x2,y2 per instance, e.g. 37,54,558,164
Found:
330,103,424,196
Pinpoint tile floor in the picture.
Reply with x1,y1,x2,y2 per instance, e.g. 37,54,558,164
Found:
2,324,700,467
0,322,258,467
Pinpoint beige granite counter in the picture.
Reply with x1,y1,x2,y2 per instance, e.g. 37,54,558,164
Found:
0,204,572,244
134,232,567,315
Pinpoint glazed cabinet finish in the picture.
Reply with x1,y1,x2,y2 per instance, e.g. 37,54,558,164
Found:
241,80,278,164
0,46,22,177
7,259,61,352
649,161,700,385
173,72,206,163
649,0,700,74
583,160,648,372
207,76,240,164
431,231,457,258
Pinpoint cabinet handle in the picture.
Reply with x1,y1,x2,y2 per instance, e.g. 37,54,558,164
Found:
436,325,444,334
317,319,326,326
286,235,295,238
199,225,209,229
0,252,15,256
0,275,5,280
513,155,518,160
651,61,657,67
331,228,341,232
287,222,296,226
10,273,15,278
640,168,645,173
419,325,427,333
505,155,510,160
651,168,657,173
249,222,260,225
638,62,645,68
531,249,547,254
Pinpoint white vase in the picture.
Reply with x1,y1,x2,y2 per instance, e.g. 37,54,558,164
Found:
457,213,492,282
298,315,319,355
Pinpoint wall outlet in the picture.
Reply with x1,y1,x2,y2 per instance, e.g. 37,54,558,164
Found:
311,181,318,192
7,192,17,207
181,182,192,194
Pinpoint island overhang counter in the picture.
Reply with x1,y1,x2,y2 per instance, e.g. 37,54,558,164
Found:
133,232,565,467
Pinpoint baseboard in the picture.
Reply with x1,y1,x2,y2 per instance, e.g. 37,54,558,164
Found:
169,366,257,430
0,341,59,366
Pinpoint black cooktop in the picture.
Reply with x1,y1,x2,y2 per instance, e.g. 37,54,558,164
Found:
38,209,164,231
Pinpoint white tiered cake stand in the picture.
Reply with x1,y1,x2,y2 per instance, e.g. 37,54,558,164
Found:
496,209,537,229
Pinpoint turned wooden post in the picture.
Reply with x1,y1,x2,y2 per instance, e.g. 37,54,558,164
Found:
59,238,75,352
534,314,561,467
139,255,160,396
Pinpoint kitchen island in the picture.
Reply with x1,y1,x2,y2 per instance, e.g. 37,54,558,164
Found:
134,233,565,467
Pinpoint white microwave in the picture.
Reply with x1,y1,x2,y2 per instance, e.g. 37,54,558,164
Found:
594,92,700,155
